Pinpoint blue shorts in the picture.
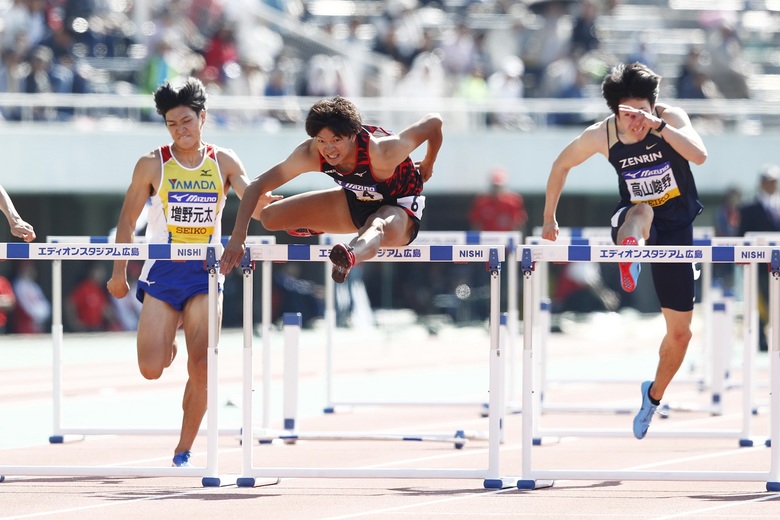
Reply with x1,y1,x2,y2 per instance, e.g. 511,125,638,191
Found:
136,259,222,311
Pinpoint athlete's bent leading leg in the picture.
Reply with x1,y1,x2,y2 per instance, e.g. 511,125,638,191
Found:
136,295,180,380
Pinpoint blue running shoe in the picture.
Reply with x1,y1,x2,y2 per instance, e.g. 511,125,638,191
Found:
172,450,192,467
633,381,657,440
619,236,641,292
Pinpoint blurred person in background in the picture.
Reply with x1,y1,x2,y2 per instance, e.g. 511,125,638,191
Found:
712,185,741,292
0,272,15,334
11,261,50,334
66,263,117,332
468,167,527,233
739,164,780,352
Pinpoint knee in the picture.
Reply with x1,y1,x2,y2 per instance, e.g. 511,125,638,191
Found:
138,361,163,380
187,355,209,383
259,206,282,231
630,203,654,222
668,325,693,347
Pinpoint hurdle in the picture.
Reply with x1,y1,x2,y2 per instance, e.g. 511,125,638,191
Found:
45,235,277,441
527,234,765,446
319,231,522,412
517,242,780,491
233,243,517,489
0,242,241,486
524,239,764,442
526,227,740,417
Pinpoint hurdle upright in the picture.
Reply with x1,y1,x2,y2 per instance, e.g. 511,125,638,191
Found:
0,242,235,486
319,231,522,412
45,235,277,441
517,242,780,491
234,243,516,489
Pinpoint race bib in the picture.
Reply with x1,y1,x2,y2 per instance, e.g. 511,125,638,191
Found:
396,195,425,220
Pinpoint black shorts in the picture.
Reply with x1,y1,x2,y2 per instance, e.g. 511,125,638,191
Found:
611,207,695,312
342,189,422,245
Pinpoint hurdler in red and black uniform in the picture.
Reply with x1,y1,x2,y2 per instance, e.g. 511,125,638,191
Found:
319,124,425,241
219,96,443,285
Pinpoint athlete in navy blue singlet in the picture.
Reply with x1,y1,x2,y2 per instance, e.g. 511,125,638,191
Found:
540,63,708,440
220,97,443,284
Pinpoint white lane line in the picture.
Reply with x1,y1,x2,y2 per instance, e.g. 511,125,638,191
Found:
649,494,779,520
0,488,212,520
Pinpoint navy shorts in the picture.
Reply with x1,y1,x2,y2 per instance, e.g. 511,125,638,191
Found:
611,207,695,312
137,259,222,311
342,189,422,245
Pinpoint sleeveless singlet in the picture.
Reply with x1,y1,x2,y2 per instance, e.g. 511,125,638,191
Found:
606,114,702,232
318,125,423,202
146,144,225,244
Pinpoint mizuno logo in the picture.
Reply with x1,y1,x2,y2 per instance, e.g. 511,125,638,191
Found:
646,143,658,150
169,191,218,203
354,171,366,177
201,169,211,176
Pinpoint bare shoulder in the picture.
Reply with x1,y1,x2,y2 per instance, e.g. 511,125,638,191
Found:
134,149,161,177
579,118,609,146
215,146,242,168
656,102,689,123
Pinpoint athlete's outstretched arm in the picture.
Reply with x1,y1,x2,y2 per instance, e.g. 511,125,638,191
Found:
542,123,604,241
107,153,158,299
220,140,320,274
0,184,35,242
371,113,443,182
218,148,282,220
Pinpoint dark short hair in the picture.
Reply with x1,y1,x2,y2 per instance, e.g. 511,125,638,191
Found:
304,97,363,138
153,77,207,117
601,62,661,115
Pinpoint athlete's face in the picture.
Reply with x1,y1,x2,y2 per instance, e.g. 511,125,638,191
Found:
314,128,355,166
164,106,205,149
617,98,654,140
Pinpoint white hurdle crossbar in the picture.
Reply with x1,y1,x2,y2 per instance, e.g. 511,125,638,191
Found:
526,235,764,446
319,231,522,412
526,227,730,417
0,242,233,486
45,235,277,441
518,243,780,491
234,243,516,489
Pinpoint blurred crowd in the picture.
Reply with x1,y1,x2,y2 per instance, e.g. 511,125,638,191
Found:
0,0,769,125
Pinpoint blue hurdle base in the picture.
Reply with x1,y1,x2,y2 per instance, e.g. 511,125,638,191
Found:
483,477,518,489
517,479,554,490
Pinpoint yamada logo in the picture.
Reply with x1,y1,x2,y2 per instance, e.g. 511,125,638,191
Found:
168,191,218,203
168,179,218,190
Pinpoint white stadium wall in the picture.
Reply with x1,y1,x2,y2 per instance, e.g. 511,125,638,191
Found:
2,125,775,195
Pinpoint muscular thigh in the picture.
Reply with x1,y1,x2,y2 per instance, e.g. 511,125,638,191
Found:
366,205,415,246
261,187,358,233
650,225,695,312
137,295,180,363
